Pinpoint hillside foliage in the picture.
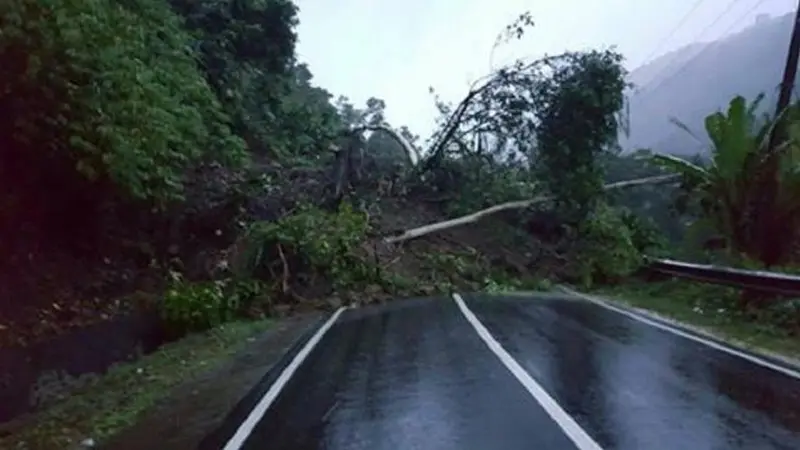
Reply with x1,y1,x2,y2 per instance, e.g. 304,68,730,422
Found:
0,0,247,204
2,1,798,342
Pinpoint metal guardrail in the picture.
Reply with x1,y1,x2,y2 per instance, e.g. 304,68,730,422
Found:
645,257,800,296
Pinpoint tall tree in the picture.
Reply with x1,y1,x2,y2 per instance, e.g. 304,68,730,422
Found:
169,0,341,159
531,50,629,223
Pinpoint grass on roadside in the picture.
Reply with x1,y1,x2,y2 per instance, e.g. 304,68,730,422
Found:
593,279,800,361
0,319,273,450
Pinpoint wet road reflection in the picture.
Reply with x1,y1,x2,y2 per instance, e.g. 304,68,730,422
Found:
211,294,800,450
239,298,576,450
466,295,800,450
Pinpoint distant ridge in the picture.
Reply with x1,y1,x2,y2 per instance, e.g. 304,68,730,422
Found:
623,12,795,155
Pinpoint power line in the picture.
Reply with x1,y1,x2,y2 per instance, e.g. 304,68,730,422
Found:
626,0,770,152
635,0,743,95
638,0,707,73
635,0,760,97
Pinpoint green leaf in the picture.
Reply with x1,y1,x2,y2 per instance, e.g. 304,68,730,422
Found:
650,153,708,183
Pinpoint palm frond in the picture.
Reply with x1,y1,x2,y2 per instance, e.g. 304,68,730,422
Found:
669,116,706,144
650,152,708,183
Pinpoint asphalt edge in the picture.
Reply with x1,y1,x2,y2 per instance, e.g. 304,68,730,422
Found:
196,311,339,450
556,285,800,379
451,293,603,450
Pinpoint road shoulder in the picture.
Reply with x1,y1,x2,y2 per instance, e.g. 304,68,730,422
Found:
557,285,800,374
103,313,323,450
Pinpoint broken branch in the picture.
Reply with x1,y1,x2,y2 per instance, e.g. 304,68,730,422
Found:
276,243,290,294
383,174,680,244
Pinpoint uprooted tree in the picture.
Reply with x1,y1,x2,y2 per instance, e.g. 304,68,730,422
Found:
324,14,674,285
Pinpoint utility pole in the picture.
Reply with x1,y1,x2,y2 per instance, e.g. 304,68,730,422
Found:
758,1,800,268
770,0,800,147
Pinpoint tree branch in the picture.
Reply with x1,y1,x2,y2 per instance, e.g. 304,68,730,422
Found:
276,243,290,294
382,174,680,244
356,124,421,165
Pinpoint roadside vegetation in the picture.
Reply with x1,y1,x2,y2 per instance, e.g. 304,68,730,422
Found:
588,93,800,366
2,0,800,448
0,319,274,449
593,280,800,361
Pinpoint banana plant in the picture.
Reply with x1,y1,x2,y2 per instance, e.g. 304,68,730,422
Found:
649,94,784,260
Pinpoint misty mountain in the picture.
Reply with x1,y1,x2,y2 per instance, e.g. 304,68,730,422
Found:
623,12,795,155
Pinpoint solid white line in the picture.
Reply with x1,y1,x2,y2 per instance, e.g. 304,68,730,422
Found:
559,286,800,380
223,307,348,450
452,293,603,450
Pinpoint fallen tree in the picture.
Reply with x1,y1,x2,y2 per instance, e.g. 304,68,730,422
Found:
382,174,680,244
319,14,675,290
319,28,675,246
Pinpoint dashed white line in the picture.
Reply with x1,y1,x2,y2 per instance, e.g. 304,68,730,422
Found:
559,286,800,380
452,293,604,450
223,307,348,450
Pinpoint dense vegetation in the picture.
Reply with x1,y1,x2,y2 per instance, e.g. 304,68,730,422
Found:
1,0,798,359
5,1,800,447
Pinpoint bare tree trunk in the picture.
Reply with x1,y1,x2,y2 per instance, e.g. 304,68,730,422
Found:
382,174,680,244
358,124,421,165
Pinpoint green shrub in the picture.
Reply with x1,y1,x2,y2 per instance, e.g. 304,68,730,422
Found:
0,0,246,204
432,157,539,217
574,203,643,287
237,202,375,292
619,208,669,255
160,272,265,331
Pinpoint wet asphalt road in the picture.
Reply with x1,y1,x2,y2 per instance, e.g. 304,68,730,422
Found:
203,293,800,450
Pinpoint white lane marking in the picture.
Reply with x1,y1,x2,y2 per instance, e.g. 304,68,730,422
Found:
223,307,348,450
559,286,800,380
452,293,603,450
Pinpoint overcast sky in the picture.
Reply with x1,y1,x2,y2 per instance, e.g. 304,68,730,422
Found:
295,0,794,140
